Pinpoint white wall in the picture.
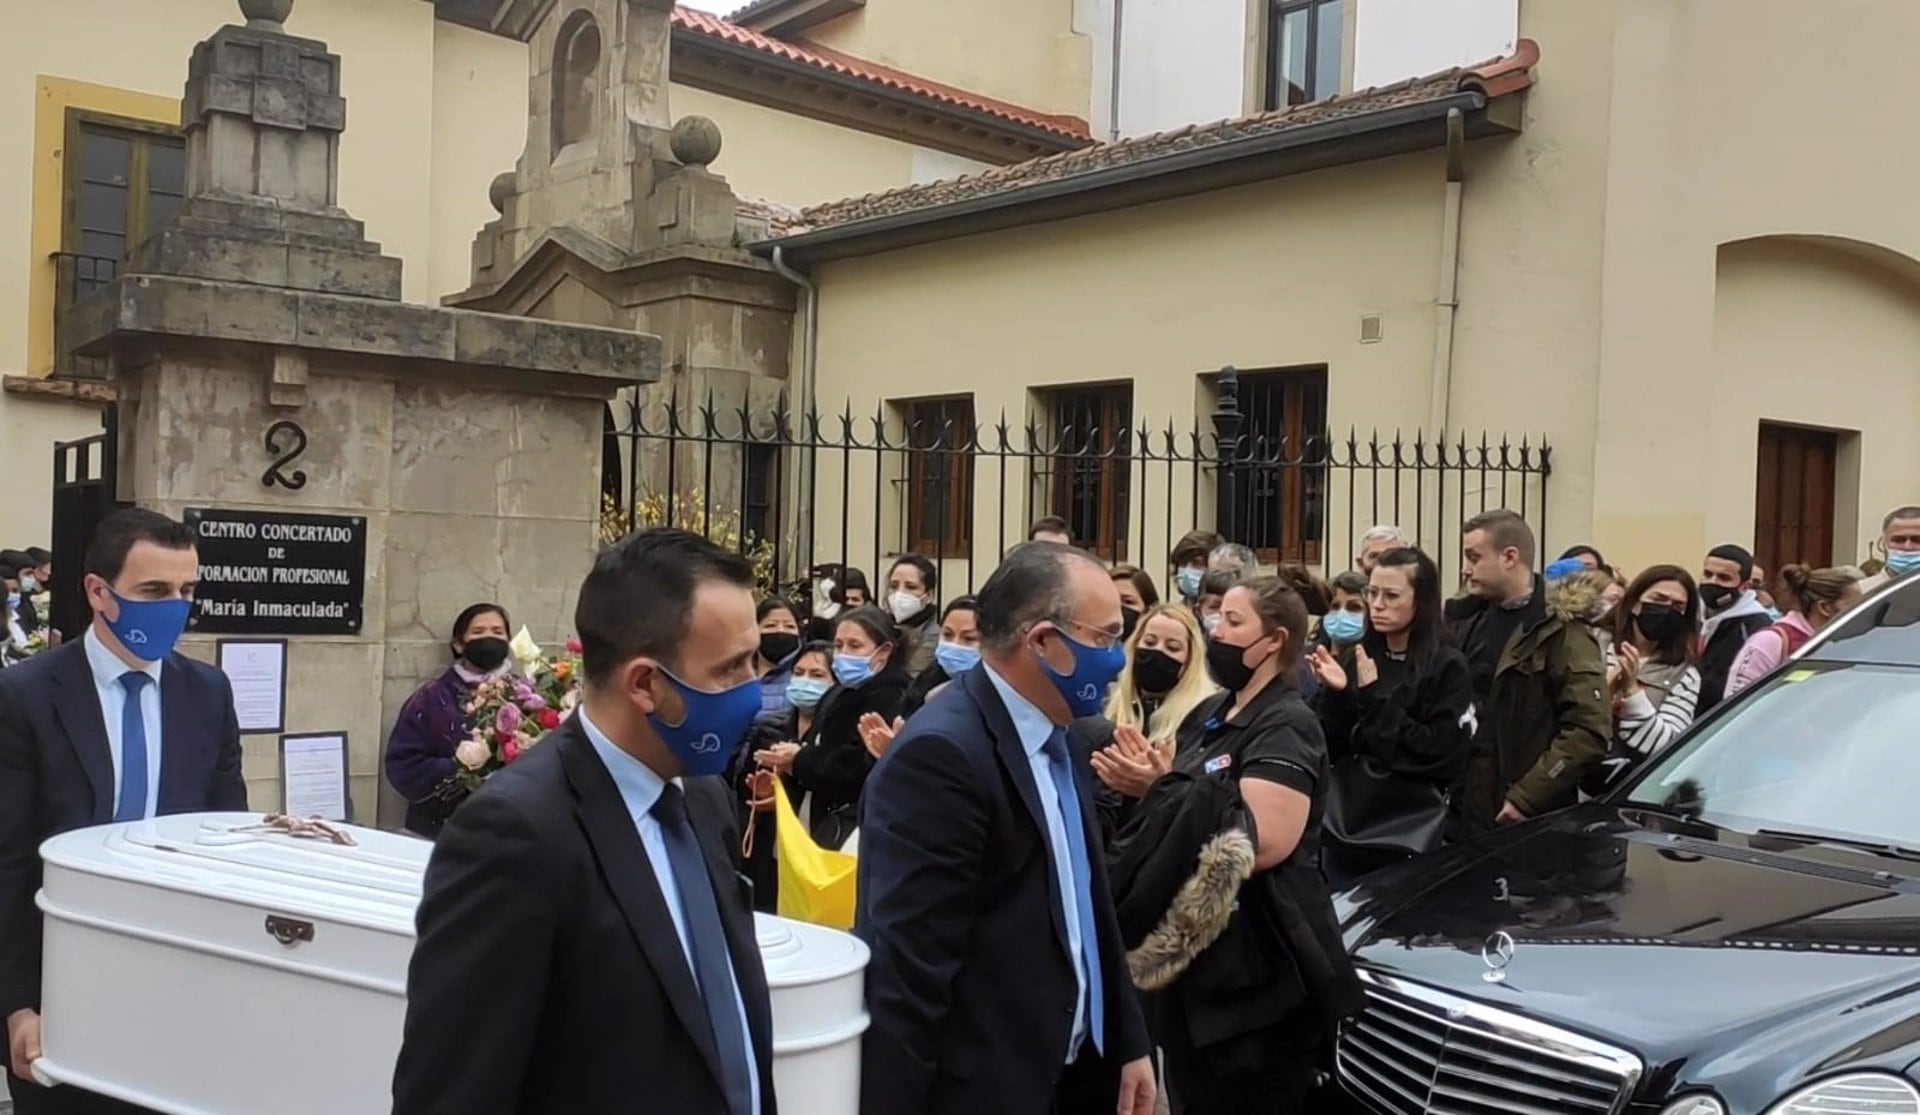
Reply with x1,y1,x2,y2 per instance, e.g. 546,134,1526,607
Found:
1353,0,1517,89
1113,0,1249,138
910,148,995,185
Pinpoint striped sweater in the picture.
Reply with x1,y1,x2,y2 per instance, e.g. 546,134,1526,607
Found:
1612,655,1701,758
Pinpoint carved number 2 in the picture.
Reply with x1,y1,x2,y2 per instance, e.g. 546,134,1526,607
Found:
263,420,309,491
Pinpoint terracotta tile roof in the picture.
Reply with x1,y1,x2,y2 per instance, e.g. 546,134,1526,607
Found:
734,195,808,236
671,7,1092,143
781,39,1539,235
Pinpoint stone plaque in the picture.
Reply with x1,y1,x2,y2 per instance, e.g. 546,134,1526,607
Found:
184,508,366,635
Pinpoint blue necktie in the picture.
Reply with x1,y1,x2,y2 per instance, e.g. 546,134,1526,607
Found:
652,784,755,1115
116,672,153,822
1042,728,1106,1055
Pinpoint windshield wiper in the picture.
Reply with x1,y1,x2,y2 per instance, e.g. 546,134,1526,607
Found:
1754,827,1920,864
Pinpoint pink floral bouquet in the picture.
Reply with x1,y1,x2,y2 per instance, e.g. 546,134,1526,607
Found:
446,628,583,792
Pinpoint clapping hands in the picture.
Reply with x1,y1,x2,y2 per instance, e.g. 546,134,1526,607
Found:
858,712,904,760
1090,724,1172,799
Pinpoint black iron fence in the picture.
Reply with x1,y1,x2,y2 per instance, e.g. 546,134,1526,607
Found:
601,370,1552,600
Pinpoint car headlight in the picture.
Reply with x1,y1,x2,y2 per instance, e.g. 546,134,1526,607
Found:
1764,1073,1920,1115
1661,1098,1725,1115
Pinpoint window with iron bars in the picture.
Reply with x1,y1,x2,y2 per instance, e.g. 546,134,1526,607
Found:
1036,385,1133,561
1226,368,1329,565
57,113,185,378
901,396,975,554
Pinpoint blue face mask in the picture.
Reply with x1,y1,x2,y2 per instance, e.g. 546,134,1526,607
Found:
105,592,192,662
934,641,981,677
1039,626,1127,718
1176,567,1204,599
648,667,765,777
786,677,831,710
1322,611,1366,646
832,654,875,688
1888,550,1920,577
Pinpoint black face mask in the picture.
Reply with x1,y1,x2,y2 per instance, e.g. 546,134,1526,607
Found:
1131,647,1183,696
462,636,510,672
1205,636,1264,692
1698,583,1736,613
1121,606,1142,642
760,631,801,665
1634,603,1689,643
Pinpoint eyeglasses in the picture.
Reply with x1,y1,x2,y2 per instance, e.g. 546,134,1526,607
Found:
1055,617,1126,651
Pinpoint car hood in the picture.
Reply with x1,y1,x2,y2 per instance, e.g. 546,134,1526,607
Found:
1339,806,1920,1102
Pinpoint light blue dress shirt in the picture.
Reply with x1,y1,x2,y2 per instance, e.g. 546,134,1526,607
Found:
982,664,1091,1064
579,710,760,1114
84,628,163,819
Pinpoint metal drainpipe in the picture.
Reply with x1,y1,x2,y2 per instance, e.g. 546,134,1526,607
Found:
769,245,819,574
1429,107,1466,435
1108,0,1125,141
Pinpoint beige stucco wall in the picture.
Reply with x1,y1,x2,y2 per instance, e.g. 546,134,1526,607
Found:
800,0,1920,581
0,393,105,546
1585,0,1920,575
670,85,991,208
804,0,1092,121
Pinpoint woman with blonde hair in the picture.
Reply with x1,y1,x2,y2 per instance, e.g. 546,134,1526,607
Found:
1087,604,1218,830
1725,564,1864,697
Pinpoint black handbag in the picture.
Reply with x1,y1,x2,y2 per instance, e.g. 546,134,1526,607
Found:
1323,754,1449,857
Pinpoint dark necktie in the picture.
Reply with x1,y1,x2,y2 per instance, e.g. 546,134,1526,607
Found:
652,784,755,1115
1041,728,1106,1055
116,672,153,822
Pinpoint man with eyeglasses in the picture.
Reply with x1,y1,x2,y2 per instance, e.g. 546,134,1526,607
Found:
855,542,1155,1115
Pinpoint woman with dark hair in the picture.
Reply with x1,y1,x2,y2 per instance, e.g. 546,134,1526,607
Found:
1118,576,1361,1113
734,641,835,910
753,605,908,851
1110,562,1160,615
752,596,804,726
384,602,514,838
1580,564,1703,796
1308,547,1475,885
884,552,941,674
1314,570,1370,657
898,595,980,719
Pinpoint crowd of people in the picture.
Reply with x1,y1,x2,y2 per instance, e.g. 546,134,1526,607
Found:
0,547,54,668
382,501,1915,1115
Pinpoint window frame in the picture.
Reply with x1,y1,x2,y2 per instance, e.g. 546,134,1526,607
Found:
1229,367,1329,565
901,395,976,556
1040,384,1134,561
56,110,185,377
1263,0,1343,111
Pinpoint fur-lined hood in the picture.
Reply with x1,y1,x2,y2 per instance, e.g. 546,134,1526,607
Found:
1546,572,1608,625
1126,829,1256,991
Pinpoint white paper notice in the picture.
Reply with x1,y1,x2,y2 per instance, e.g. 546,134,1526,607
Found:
282,734,349,822
218,641,286,734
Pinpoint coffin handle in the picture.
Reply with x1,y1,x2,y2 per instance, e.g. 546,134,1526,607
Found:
265,914,315,947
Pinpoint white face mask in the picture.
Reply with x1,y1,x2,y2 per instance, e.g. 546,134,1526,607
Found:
888,591,925,623
1202,613,1223,636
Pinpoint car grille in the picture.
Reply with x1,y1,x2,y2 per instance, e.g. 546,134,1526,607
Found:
1337,970,1642,1115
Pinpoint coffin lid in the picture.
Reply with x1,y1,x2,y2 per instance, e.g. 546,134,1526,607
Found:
41,813,430,935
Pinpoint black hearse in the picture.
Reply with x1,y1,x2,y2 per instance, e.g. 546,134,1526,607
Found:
1332,572,1920,1115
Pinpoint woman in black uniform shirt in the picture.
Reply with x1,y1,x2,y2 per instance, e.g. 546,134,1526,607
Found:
1152,576,1360,1114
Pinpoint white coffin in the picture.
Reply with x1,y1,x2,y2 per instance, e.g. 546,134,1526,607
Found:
35,813,868,1115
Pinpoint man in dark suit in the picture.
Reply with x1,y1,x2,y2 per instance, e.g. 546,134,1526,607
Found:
856,542,1157,1115
394,528,776,1115
0,509,247,1114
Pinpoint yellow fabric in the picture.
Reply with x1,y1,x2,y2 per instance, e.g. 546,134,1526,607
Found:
772,777,857,930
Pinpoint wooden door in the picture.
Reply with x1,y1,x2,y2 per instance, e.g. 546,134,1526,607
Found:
1753,422,1838,578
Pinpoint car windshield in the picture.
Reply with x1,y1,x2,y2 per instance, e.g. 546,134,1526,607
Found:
1625,662,1920,849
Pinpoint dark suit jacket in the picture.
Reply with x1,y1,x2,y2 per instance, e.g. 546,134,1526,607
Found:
392,718,778,1115
855,666,1151,1115
0,639,246,1020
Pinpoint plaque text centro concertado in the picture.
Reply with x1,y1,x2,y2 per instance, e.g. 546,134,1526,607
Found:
184,508,367,636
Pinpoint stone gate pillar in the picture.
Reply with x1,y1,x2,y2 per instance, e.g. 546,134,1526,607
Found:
73,1,659,824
